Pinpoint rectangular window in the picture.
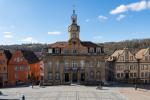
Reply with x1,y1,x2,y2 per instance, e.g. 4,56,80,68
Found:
145,72,149,78
141,72,144,78
145,56,148,61
144,65,148,70
55,73,60,80
55,48,60,54
80,60,84,68
15,73,18,79
130,73,133,78
48,73,52,80
130,56,133,61
141,65,144,70
130,65,134,70
121,73,124,78
56,62,59,72
117,73,120,78
134,73,137,77
48,62,52,72
15,66,18,71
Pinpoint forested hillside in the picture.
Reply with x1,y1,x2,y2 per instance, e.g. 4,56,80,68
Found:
0,38,150,55
104,38,150,55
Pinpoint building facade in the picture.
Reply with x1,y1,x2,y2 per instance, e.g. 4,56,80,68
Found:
8,50,41,86
0,50,12,87
135,48,150,84
43,10,106,85
107,48,150,84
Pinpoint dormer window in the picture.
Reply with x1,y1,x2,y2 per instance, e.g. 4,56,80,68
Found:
55,48,60,54
48,49,52,54
96,48,101,53
89,48,94,53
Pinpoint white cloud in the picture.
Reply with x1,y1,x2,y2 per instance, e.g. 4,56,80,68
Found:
93,35,103,39
4,34,13,38
116,14,126,21
110,5,128,15
128,1,147,11
3,32,12,34
22,37,38,43
3,32,13,38
85,19,90,22
48,31,61,35
110,0,149,15
98,15,108,22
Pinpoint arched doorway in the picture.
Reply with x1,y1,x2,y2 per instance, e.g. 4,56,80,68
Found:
65,73,69,82
72,72,77,83
80,73,85,81
125,73,129,79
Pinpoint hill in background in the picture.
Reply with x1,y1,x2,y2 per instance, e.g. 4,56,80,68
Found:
0,38,150,55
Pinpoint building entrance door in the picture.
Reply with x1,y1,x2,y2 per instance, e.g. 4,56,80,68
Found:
65,73,69,82
72,73,77,83
125,73,129,79
80,73,85,81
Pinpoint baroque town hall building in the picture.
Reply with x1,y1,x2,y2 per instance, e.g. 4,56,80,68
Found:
43,10,106,85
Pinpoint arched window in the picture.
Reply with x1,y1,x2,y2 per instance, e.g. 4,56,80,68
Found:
55,73,60,80
80,60,84,68
96,72,100,80
56,61,59,72
48,62,52,72
90,71,94,80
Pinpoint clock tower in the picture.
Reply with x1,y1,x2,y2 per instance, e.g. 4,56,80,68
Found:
68,10,80,41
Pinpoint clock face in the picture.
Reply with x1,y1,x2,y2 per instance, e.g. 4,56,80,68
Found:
72,25,77,31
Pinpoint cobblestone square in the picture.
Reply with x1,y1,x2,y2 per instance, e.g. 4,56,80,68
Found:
0,85,127,100
0,85,150,100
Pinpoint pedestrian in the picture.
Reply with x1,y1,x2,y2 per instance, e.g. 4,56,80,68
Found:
22,94,25,100
135,84,137,90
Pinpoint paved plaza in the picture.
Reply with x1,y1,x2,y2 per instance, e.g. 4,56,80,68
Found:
0,85,149,100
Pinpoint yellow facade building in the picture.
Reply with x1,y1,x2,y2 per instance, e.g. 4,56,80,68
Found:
42,10,106,85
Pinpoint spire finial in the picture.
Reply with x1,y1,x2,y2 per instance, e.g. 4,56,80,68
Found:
73,0,76,14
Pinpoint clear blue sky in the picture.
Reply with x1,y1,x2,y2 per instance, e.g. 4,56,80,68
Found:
0,0,150,45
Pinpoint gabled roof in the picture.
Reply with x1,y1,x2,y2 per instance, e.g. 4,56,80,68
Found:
4,50,12,61
81,41,100,47
0,49,12,61
135,48,149,59
111,50,124,57
49,42,68,48
21,50,40,64
107,49,124,61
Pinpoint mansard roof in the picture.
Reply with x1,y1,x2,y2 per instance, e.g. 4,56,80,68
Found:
48,41,101,48
80,41,100,47
49,42,68,48
135,48,149,59
21,50,40,64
